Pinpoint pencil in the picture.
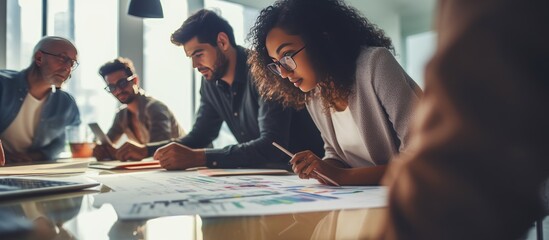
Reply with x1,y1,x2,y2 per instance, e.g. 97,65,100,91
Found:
272,142,340,186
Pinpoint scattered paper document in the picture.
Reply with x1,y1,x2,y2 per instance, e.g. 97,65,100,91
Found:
91,171,386,219
198,168,289,176
88,159,161,170
0,161,90,176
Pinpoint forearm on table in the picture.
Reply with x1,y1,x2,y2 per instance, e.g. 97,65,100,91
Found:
323,158,349,168
318,162,387,186
340,165,387,186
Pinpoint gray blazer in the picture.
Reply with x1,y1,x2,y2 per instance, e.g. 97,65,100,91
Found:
306,47,422,167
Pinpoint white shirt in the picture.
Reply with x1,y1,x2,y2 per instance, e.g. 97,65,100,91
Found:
331,107,373,167
0,93,45,152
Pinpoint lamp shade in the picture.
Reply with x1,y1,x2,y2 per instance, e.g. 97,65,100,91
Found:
128,0,164,18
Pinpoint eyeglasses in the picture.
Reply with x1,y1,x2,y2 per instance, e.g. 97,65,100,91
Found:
104,75,136,93
40,50,79,71
267,46,306,77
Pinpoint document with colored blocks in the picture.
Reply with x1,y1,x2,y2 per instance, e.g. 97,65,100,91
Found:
91,171,386,219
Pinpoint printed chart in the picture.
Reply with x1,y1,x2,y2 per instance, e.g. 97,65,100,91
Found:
92,171,386,219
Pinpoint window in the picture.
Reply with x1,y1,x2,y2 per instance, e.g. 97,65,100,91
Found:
6,0,43,69
143,0,192,131
51,1,119,130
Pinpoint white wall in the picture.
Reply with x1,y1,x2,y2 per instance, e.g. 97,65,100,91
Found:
361,8,403,62
118,0,144,79
406,31,436,88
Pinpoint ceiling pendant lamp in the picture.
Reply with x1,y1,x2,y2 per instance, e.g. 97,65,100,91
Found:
128,0,164,18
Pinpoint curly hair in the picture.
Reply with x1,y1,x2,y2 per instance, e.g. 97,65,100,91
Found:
248,0,394,110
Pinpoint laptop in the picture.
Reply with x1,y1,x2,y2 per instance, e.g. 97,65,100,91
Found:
0,177,99,199
88,122,113,145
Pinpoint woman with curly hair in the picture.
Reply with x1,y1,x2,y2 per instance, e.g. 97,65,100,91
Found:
248,0,422,185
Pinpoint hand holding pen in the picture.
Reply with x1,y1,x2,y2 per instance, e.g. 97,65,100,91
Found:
272,142,340,186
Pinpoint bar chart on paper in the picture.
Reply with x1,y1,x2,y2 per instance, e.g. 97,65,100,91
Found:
91,171,386,219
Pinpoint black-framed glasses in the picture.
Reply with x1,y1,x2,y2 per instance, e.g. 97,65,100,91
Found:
104,75,136,93
267,46,306,77
40,50,79,71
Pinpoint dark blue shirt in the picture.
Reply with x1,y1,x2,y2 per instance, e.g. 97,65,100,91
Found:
149,46,323,168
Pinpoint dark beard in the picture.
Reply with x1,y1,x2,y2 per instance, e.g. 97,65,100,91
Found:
120,95,135,104
209,47,229,81
118,92,136,104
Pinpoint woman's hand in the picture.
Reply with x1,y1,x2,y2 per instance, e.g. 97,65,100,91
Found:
290,150,321,179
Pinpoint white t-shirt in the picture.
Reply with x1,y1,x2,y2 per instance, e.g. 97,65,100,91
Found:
331,107,373,167
0,93,45,152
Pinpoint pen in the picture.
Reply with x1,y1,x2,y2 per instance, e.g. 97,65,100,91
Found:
272,142,340,187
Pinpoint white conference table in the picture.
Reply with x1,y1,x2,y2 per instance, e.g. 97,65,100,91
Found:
0,158,385,240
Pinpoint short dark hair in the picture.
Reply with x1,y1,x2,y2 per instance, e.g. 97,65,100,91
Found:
98,57,135,79
171,9,237,47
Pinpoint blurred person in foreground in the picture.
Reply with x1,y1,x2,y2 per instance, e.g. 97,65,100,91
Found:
377,0,549,239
